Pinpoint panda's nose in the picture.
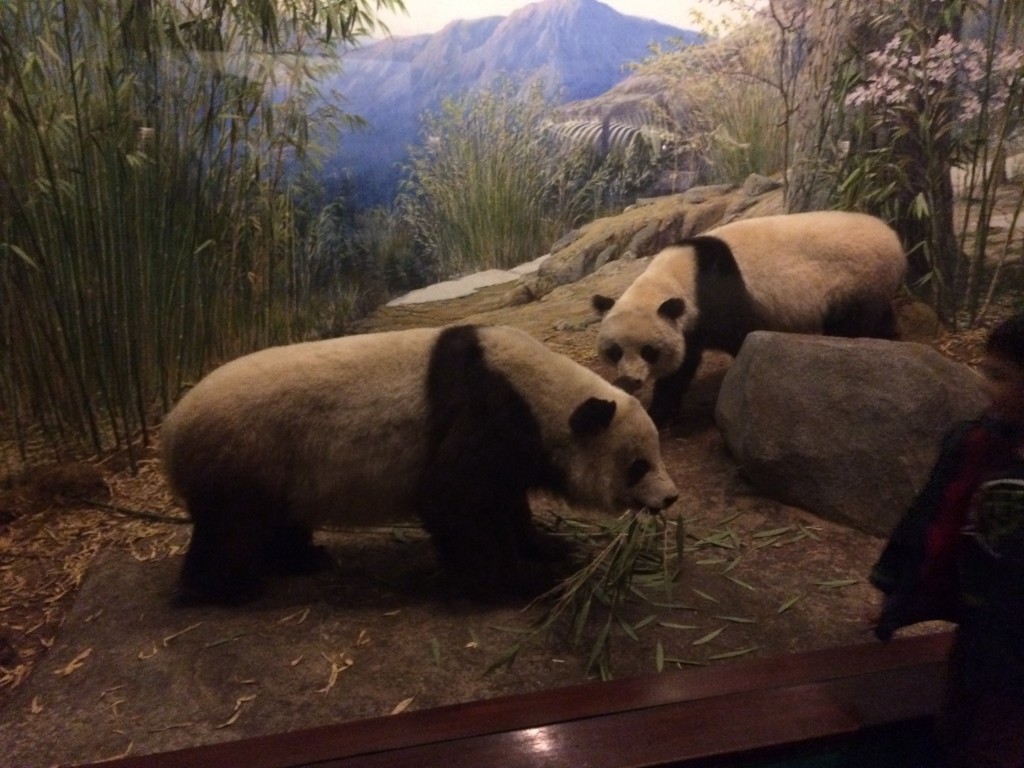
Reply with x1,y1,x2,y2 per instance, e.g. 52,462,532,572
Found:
614,375,643,394
660,493,678,510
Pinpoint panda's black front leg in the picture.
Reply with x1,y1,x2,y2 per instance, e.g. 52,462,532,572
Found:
423,510,518,598
493,495,573,595
419,486,566,598
649,346,703,428
512,497,572,564
416,457,523,597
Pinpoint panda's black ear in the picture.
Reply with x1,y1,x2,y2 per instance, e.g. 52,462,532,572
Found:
592,295,616,315
569,398,617,438
658,297,686,320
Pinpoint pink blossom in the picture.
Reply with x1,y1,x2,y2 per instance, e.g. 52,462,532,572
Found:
845,28,1023,127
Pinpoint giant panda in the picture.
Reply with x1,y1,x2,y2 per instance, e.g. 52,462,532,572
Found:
592,211,906,427
160,324,678,604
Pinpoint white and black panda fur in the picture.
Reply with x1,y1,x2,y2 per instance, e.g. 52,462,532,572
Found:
161,324,678,604
592,211,906,427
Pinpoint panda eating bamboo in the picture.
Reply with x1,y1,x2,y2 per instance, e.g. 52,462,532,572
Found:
161,324,678,604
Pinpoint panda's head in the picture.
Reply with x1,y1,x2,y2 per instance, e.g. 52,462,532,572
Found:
562,395,678,513
591,294,688,395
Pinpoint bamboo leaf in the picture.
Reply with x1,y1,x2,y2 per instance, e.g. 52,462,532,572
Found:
723,555,743,573
725,575,757,592
645,600,699,611
709,646,759,660
692,626,726,646
571,594,593,646
774,532,809,546
798,524,821,540
391,697,414,715
691,588,720,603
815,579,859,588
484,644,521,675
586,620,612,673
634,614,657,631
4,243,39,269
777,595,803,614
55,647,92,677
658,622,699,630
618,615,639,642
664,657,706,667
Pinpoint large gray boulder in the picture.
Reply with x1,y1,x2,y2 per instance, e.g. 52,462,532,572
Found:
715,332,988,535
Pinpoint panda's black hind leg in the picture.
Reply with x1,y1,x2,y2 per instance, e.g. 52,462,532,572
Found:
178,497,273,605
425,519,515,598
824,298,900,339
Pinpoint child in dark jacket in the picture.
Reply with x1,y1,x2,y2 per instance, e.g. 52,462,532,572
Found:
870,310,1024,768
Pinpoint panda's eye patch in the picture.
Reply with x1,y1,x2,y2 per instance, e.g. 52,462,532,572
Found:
640,345,660,364
604,344,623,363
626,458,652,487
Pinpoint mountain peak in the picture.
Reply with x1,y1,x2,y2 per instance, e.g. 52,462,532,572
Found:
509,0,618,23
328,2,702,204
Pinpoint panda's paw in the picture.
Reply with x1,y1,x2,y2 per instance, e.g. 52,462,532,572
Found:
265,527,334,576
276,543,336,576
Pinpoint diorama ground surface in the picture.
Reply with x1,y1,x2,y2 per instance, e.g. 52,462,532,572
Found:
0,254,992,767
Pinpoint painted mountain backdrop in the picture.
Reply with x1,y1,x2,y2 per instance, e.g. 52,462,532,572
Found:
320,0,701,205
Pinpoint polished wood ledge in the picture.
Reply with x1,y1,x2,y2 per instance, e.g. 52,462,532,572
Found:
91,631,952,768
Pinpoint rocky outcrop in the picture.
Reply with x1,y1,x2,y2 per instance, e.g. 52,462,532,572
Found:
510,179,785,304
715,332,987,535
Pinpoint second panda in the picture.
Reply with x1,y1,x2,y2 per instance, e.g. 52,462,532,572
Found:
161,324,678,604
592,211,907,427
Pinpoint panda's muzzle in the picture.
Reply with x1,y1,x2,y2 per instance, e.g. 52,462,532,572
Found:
628,485,678,512
613,356,651,394
648,491,679,511
614,374,644,394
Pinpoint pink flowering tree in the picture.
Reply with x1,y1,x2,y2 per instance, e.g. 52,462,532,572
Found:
834,0,1023,326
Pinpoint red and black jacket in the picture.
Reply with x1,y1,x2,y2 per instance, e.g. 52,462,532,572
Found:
870,416,1024,642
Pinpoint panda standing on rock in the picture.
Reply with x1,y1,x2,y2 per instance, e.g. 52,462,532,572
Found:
161,324,678,605
592,211,907,427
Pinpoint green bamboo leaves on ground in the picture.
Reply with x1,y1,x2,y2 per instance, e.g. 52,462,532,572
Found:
487,508,865,680
487,511,684,681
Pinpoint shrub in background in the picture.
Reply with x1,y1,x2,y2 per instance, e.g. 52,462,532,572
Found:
0,0,403,466
398,78,662,277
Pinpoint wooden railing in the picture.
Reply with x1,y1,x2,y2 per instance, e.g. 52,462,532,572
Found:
88,631,952,768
